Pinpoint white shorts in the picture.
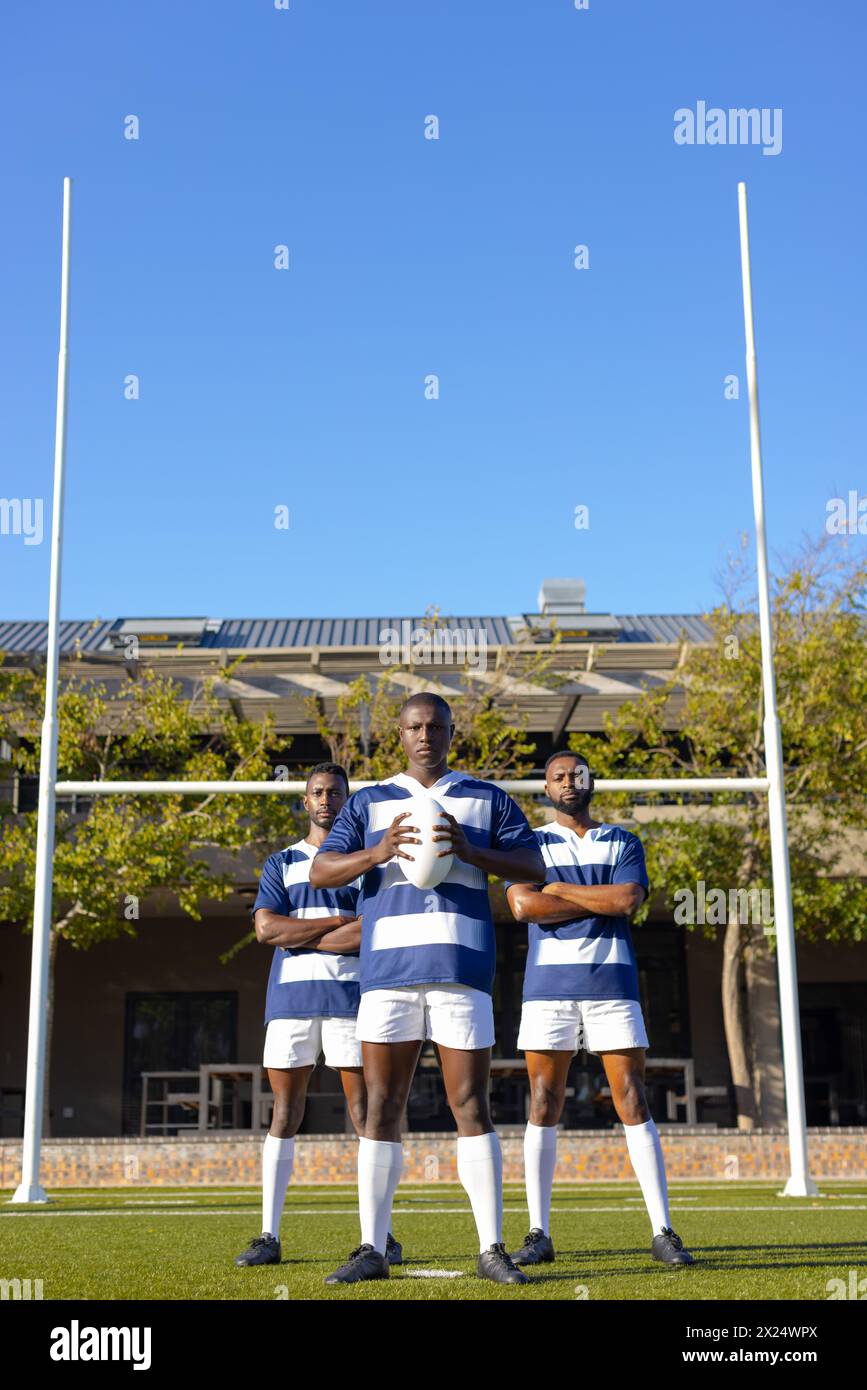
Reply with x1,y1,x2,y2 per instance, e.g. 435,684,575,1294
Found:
356,984,495,1051
263,1016,362,1070
517,997,649,1055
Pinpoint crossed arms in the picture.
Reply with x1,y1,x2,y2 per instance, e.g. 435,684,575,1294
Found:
506,879,646,925
253,909,362,954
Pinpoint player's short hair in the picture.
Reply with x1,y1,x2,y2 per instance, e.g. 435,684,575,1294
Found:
544,750,590,775
399,691,453,722
305,761,350,794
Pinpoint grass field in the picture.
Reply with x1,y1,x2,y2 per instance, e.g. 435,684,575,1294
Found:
2,1181,866,1301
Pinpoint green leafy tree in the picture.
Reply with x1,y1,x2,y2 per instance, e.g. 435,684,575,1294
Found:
568,539,867,1128
0,653,301,1134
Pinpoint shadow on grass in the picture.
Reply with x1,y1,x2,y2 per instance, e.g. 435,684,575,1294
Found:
694,1242,867,1256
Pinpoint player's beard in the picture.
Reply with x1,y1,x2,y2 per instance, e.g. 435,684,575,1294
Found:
555,789,592,815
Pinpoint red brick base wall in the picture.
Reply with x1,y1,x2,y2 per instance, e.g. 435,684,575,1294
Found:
2,1129,865,1188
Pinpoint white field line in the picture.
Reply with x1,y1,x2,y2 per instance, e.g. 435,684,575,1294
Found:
8,1180,861,1199
122,1194,692,1207
2,1204,865,1218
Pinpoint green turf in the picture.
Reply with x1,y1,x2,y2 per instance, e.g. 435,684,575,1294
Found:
2,1182,866,1300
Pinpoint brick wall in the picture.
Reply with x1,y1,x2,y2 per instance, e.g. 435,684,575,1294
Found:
2,1128,864,1189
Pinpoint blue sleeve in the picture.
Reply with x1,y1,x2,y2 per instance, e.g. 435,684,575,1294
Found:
498,790,544,899
492,790,541,856
253,854,290,915
613,833,650,898
318,792,366,856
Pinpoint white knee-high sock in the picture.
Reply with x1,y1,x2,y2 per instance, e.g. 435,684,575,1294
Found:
524,1122,557,1234
457,1132,503,1252
262,1134,295,1238
624,1119,670,1235
358,1138,403,1254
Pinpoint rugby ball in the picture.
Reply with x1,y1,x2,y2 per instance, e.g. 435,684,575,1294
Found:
398,796,454,890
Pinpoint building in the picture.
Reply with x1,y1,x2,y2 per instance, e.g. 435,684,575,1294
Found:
1,581,866,1142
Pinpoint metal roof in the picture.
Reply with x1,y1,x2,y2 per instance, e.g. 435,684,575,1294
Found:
0,619,117,655
0,612,712,655
613,614,714,644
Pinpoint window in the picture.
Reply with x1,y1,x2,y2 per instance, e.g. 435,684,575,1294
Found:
122,992,237,1135
800,983,867,1125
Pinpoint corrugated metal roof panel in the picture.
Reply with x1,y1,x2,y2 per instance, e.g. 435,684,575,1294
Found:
616,615,712,643
0,612,713,653
0,619,118,654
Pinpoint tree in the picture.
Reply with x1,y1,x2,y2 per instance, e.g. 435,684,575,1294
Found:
0,652,301,1134
567,538,867,1129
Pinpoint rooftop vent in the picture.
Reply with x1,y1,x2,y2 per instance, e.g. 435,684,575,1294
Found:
514,580,622,643
537,578,587,616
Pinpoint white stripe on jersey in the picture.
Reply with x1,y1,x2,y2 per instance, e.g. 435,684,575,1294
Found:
440,795,492,831
531,931,633,968
278,839,362,892
366,797,428,833
278,952,360,983
366,787,492,835
280,847,315,886
370,911,489,953
541,840,621,870
375,859,487,893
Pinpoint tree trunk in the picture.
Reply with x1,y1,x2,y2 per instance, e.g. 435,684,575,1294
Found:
721,914,757,1130
42,926,59,1138
744,926,786,1126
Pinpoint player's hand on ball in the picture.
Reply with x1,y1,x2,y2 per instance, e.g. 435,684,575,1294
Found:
433,810,471,862
375,812,421,863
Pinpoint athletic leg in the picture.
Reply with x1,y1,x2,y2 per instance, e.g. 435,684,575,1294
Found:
589,1000,694,1265
600,1049,671,1234
355,1039,420,1255
235,1062,311,1266
338,1058,402,1263
438,1043,504,1251
523,1050,572,1237
262,1065,312,1236
337,1066,366,1137
325,990,424,1281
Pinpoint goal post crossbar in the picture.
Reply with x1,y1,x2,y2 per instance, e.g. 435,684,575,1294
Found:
54,777,772,796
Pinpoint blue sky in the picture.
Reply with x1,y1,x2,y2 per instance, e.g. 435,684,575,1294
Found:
1,0,864,624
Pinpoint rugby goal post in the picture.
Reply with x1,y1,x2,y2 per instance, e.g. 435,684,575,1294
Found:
9,179,818,1203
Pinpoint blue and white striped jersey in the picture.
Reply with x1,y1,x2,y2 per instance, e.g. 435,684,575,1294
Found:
317,769,539,995
510,822,649,1003
255,839,362,1023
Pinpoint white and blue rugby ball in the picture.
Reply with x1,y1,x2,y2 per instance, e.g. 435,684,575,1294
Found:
398,796,454,890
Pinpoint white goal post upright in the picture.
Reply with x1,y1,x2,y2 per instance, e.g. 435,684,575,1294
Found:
8,181,816,1204
737,182,817,1197
12,178,73,1204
